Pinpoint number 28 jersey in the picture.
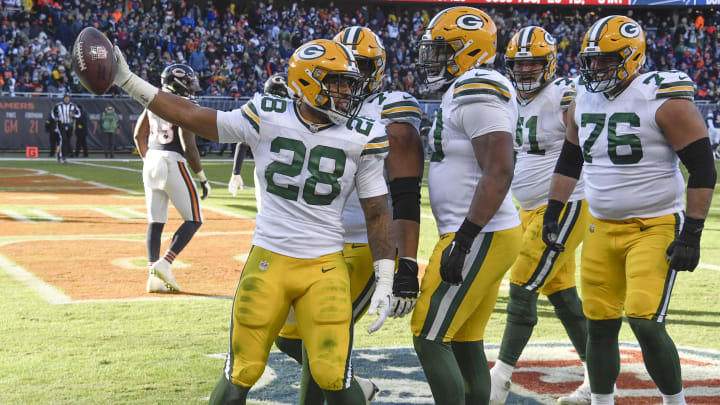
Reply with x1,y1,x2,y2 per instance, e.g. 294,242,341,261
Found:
217,93,389,258
575,71,694,220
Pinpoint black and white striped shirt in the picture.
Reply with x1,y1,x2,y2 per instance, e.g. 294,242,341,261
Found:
51,102,81,124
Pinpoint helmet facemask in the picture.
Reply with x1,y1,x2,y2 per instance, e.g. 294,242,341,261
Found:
579,47,638,93
355,55,384,97
507,56,553,93
304,68,366,125
417,38,465,92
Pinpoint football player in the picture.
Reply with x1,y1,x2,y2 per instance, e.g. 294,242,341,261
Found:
544,16,716,405
272,27,425,404
228,74,289,196
111,39,397,405
133,63,210,293
411,7,523,404
489,27,591,405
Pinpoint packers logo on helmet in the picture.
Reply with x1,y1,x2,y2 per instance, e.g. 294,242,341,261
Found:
334,26,386,96
505,26,557,94
417,7,497,92
297,44,326,60
456,14,485,30
579,15,646,93
288,39,365,125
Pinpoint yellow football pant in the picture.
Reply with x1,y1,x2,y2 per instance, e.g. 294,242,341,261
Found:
225,245,353,391
510,200,588,295
412,226,522,342
278,243,375,339
581,213,680,321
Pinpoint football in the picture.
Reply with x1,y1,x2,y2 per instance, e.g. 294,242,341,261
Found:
72,27,117,95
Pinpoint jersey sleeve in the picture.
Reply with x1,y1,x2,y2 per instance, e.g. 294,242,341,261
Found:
552,77,576,110
216,92,262,146
380,92,422,131
457,100,517,139
356,122,389,199
653,71,696,101
452,70,514,106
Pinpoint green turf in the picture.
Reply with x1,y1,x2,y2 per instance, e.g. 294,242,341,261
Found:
1,157,719,404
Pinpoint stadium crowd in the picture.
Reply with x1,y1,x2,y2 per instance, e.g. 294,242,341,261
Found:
1,0,720,101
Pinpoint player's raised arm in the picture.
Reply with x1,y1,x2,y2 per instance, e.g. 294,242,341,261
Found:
112,46,219,141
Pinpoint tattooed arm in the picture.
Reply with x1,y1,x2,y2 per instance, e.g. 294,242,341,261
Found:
360,193,395,262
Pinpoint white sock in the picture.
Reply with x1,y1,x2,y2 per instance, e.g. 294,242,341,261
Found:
492,359,514,382
582,361,590,386
591,393,614,405
662,389,686,405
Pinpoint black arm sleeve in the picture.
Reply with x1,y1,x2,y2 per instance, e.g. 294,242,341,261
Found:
389,177,421,223
553,139,584,179
677,137,717,189
232,143,249,175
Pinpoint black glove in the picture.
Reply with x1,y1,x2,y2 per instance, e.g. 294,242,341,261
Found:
542,199,565,252
390,258,419,318
200,180,211,200
666,216,704,272
440,218,482,285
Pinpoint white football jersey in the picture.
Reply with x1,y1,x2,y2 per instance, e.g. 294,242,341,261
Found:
342,91,422,243
574,71,694,220
428,68,521,235
217,92,389,258
512,77,585,210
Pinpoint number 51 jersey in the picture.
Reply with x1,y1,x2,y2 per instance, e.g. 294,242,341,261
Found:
216,93,389,258
575,71,693,220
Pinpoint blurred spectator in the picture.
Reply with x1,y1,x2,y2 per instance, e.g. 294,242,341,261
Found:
0,2,718,101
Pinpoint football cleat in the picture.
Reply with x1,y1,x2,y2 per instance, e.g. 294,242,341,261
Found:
146,274,171,293
557,383,618,405
489,366,511,405
150,259,180,291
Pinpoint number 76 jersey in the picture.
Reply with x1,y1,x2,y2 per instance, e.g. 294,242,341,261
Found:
574,71,693,220
216,92,389,258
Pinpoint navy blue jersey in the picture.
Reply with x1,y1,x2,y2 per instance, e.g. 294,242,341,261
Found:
147,110,184,155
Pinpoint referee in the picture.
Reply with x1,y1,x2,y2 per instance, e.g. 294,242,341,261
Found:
50,94,81,163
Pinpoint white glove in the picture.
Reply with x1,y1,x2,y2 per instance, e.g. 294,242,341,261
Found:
228,173,244,196
367,259,394,334
112,45,158,107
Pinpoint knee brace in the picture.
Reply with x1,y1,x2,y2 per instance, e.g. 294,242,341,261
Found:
507,283,539,327
548,287,584,323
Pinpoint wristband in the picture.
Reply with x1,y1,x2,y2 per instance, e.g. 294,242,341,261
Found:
197,170,207,182
120,73,159,107
374,259,395,288
544,199,565,223
458,218,482,239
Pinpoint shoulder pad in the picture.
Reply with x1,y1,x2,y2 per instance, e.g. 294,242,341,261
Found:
641,71,695,101
452,69,513,105
379,91,421,130
552,77,576,109
353,116,389,158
